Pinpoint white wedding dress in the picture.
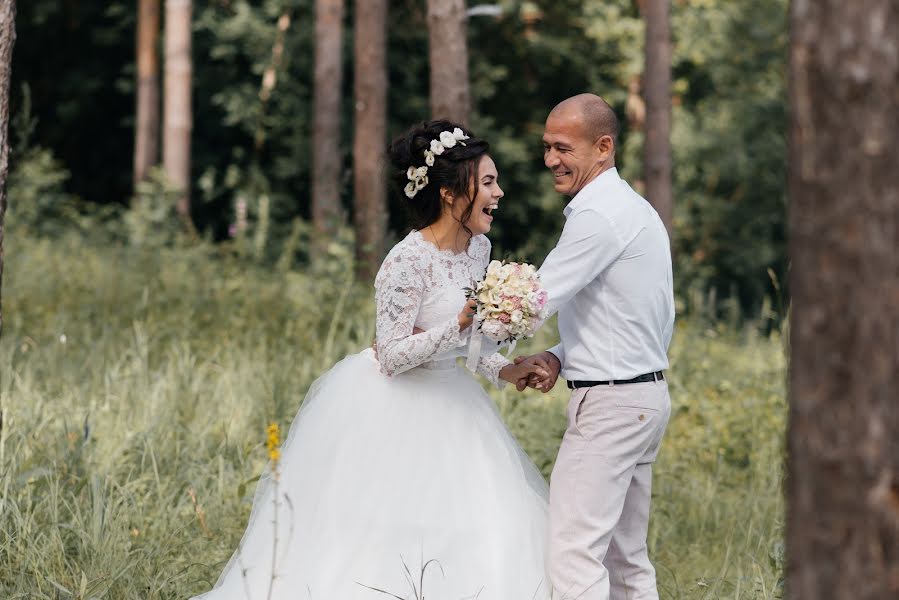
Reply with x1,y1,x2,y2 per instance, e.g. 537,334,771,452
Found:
192,230,550,600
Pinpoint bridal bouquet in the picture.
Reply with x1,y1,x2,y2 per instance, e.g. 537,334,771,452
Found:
464,260,548,370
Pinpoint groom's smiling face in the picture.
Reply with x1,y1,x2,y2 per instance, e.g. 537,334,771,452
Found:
542,107,611,198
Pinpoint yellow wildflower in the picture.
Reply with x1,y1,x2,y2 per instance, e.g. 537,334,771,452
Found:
266,422,281,466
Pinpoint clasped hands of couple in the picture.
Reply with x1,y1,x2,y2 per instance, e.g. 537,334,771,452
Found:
458,300,561,393
375,298,561,393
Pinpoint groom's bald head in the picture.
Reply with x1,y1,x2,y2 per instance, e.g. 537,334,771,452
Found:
549,94,620,146
543,94,619,197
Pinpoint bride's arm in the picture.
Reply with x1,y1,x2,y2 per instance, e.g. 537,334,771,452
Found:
375,248,471,377
475,353,512,388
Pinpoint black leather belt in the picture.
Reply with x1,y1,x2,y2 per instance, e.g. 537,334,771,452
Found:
567,371,664,389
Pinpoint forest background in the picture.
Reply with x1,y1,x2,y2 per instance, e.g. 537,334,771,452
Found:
9,0,787,316
0,1,798,598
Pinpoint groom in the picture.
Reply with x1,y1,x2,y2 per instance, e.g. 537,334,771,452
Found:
516,94,675,600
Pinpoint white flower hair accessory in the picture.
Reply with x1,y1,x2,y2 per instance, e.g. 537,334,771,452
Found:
404,127,471,199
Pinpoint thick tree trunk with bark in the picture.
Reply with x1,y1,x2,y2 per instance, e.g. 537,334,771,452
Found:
163,0,193,231
642,0,672,235
426,0,469,125
0,0,15,338
311,0,345,260
788,1,899,598
352,0,387,282
134,0,160,192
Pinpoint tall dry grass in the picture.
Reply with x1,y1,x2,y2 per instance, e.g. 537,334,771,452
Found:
1,233,785,598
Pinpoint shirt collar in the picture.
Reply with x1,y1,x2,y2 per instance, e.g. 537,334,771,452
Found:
562,167,620,218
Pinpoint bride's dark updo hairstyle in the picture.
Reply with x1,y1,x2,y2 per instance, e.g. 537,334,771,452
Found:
387,119,490,237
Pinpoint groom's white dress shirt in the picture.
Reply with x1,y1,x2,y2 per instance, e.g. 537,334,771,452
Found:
538,167,675,382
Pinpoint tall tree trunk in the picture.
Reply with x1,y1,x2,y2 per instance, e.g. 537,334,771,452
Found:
352,0,387,282
311,0,345,261
255,11,292,152
788,1,899,598
134,0,160,193
426,0,469,125
642,0,672,235
163,0,193,232
0,0,14,338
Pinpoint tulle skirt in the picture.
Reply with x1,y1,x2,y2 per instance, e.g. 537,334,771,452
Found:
192,349,550,600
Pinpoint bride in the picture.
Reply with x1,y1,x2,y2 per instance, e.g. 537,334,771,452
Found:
191,120,550,600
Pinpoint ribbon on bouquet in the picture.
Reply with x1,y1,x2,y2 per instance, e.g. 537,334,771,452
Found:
466,326,517,372
465,326,483,371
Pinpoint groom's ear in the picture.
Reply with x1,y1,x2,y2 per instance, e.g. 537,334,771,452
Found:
596,134,615,161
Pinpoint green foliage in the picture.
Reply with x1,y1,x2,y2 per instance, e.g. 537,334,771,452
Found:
126,167,191,247
192,0,317,247
10,0,788,314
1,233,785,598
669,0,789,312
5,84,124,243
5,85,74,236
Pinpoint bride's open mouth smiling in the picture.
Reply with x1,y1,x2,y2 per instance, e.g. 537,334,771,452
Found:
479,202,499,225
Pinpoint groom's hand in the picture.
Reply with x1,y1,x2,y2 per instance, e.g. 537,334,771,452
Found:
510,354,550,392
534,351,561,392
515,352,560,393
511,356,534,391
500,360,548,390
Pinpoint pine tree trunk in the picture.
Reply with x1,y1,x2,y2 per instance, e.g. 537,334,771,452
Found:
134,0,160,192
788,1,899,598
163,0,193,232
352,0,387,282
426,0,469,125
311,0,345,261
0,0,15,338
643,0,672,235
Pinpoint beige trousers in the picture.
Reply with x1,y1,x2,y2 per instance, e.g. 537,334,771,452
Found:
549,379,671,600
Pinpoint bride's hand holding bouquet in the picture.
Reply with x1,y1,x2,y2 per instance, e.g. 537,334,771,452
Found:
457,298,478,331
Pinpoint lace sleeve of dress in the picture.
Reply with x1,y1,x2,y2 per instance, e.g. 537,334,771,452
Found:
374,245,467,377
477,352,512,388
468,235,512,388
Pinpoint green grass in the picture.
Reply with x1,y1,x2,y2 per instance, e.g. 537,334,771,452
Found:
0,233,786,599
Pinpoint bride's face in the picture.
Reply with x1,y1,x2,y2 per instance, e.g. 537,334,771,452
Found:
451,154,504,236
